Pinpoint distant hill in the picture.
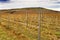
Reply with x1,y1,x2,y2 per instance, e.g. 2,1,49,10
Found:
0,7,60,14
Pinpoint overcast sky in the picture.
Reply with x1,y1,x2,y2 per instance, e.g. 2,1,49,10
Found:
0,0,60,11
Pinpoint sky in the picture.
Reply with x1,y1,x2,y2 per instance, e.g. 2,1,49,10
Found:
0,0,60,11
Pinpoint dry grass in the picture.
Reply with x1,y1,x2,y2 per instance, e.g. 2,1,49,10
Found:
0,8,38,40
0,7,60,40
41,10,60,40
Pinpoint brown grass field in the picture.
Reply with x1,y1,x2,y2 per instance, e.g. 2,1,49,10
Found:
0,8,60,40
0,8,39,40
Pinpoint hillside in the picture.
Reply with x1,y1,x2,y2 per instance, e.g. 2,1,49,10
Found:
0,7,60,40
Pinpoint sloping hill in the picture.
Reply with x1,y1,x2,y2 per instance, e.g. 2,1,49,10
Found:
0,7,60,40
